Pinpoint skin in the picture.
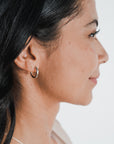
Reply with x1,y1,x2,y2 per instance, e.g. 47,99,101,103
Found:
9,0,109,143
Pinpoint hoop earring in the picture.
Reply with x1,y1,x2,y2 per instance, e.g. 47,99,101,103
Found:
30,66,39,78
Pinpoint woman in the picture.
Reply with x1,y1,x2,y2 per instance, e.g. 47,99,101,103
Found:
0,0,108,143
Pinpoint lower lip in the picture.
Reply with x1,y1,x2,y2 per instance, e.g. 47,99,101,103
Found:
89,78,97,85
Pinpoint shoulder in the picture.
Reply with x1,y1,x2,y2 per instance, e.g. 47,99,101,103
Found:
52,119,72,144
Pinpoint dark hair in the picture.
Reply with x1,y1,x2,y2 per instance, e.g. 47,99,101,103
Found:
0,0,82,143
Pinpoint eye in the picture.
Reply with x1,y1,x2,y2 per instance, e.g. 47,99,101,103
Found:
89,29,100,38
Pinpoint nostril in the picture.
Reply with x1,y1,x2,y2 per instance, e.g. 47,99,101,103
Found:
98,52,109,64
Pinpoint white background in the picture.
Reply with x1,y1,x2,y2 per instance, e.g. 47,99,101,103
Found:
57,0,114,144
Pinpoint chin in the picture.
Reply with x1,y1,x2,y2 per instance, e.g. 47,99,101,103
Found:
81,93,93,106
61,91,93,106
81,98,92,106
69,92,93,106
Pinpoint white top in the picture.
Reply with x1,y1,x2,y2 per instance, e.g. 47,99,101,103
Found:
52,120,72,144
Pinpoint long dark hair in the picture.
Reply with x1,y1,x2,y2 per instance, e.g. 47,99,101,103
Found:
0,0,82,143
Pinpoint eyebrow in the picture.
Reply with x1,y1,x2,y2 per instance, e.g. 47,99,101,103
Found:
85,19,98,27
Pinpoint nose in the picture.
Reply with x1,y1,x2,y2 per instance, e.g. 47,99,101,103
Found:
96,40,109,64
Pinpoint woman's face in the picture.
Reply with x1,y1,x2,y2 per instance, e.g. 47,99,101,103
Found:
39,0,109,105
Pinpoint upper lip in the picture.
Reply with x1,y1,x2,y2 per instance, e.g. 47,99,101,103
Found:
89,74,100,79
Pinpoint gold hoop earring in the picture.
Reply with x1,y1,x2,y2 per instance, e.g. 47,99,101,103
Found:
30,66,39,78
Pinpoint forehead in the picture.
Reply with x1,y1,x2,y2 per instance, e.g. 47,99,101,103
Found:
60,0,98,34
68,0,98,29
81,0,98,20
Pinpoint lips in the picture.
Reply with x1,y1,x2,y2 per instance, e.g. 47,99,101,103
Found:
89,74,100,85
89,77,98,85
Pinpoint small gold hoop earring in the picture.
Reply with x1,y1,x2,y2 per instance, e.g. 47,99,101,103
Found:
30,66,39,78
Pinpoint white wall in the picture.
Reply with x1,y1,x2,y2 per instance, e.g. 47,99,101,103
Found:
56,0,114,144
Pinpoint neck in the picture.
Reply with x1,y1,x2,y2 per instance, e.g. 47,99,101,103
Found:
10,83,60,144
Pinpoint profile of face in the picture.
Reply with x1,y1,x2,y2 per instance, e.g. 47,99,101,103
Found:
15,0,109,106
37,0,109,105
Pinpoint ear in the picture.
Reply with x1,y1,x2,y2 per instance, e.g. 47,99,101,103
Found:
14,37,40,73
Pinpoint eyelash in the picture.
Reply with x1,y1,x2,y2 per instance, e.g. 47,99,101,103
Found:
89,29,100,38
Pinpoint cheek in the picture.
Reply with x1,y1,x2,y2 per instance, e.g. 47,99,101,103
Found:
39,39,98,105
39,46,84,102
62,40,98,80
84,43,99,74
